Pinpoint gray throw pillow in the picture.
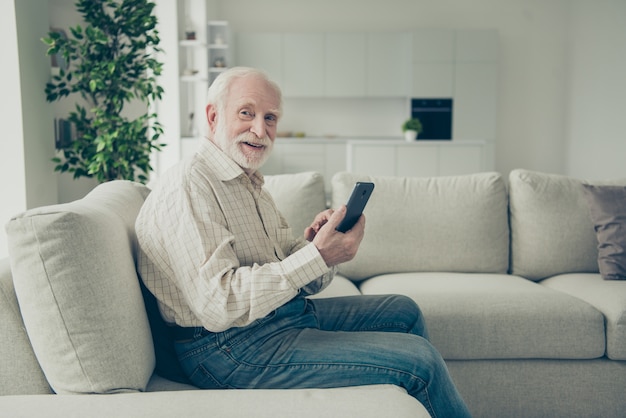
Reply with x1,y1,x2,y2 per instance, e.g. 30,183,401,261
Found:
582,184,626,280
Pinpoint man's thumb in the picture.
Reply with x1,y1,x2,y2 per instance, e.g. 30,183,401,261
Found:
327,205,347,228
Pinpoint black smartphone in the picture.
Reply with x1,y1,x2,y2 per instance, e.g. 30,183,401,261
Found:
336,182,375,233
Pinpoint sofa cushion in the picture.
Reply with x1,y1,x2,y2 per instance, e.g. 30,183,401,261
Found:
331,172,509,281
307,274,362,299
359,272,606,360
5,180,155,394
264,171,327,239
582,185,626,280
509,169,626,281
541,273,626,360
0,385,429,418
0,258,51,395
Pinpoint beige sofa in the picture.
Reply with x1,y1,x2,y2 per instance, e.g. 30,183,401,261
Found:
2,169,625,417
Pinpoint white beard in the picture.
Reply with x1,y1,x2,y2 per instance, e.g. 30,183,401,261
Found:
212,120,273,173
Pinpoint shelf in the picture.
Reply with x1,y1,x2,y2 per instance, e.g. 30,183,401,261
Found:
180,75,207,82
179,40,204,47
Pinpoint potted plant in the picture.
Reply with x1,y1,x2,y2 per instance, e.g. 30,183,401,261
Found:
402,117,423,142
42,0,165,183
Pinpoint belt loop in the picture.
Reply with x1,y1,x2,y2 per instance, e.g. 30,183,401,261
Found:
193,326,205,339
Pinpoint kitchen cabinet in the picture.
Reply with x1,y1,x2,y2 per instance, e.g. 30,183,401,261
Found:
366,32,411,97
260,138,489,196
453,29,498,141
282,33,325,97
347,140,488,177
411,29,455,98
235,31,413,98
261,139,347,196
157,21,498,177
235,32,283,86
325,33,367,97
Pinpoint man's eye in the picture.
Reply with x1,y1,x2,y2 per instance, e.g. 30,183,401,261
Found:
240,110,254,119
265,114,277,125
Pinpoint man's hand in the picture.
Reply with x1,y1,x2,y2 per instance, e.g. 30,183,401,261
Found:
309,205,365,267
304,209,334,241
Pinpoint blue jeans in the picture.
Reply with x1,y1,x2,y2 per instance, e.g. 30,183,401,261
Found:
174,295,471,418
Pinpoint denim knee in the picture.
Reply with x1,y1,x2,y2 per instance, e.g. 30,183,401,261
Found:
384,294,429,339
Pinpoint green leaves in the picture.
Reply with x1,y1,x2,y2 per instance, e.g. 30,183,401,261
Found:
44,0,164,183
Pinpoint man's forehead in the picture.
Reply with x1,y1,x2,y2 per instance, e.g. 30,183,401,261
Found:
223,76,281,115
230,93,281,115
233,97,279,111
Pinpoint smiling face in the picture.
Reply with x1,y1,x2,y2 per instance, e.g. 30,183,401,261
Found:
207,72,282,176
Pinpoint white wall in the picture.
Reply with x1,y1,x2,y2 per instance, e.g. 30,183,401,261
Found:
0,0,57,259
49,0,110,203
565,0,626,180
0,1,25,259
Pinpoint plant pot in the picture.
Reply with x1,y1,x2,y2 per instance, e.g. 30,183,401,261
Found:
404,130,418,142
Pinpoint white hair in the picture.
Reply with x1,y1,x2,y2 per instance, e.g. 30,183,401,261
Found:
206,67,283,117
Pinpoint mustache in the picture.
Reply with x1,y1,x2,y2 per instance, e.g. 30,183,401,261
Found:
235,132,272,147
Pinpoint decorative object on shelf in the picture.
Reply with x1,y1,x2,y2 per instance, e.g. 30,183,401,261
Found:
213,56,226,68
42,0,165,183
207,21,230,86
188,112,198,137
184,15,196,40
402,117,423,142
182,68,199,76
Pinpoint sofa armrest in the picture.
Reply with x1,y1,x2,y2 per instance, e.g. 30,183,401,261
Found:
0,258,52,395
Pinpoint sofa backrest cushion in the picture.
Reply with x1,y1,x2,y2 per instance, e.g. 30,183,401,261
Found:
264,171,327,238
331,171,509,281
509,169,626,280
5,180,155,394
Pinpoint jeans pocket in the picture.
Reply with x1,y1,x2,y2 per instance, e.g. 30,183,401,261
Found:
218,309,278,350
189,363,232,389
176,335,240,388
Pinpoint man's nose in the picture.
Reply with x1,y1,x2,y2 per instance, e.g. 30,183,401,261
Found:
249,117,265,138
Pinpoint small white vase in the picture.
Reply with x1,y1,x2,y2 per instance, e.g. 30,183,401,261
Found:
404,130,418,142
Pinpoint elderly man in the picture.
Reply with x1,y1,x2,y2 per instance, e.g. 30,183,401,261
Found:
136,67,471,417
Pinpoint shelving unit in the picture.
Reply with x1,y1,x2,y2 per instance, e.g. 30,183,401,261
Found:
176,12,228,143
152,0,232,175
176,0,207,143
177,19,230,141
207,20,230,86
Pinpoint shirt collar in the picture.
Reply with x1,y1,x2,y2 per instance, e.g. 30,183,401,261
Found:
198,139,265,188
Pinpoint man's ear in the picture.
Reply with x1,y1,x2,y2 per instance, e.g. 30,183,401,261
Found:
206,104,218,135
